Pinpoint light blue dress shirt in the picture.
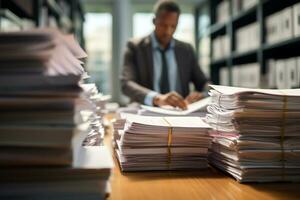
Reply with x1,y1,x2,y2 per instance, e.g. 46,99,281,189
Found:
144,33,180,106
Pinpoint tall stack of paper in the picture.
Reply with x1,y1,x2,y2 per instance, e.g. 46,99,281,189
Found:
112,118,126,145
0,29,113,199
0,146,113,200
206,85,300,182
115,114,212,171
78,83,109,146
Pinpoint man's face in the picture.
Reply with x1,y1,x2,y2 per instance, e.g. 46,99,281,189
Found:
153,10,179,48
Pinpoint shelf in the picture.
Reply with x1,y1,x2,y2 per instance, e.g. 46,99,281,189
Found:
263,37,300,58
196,0,300,85
232,50,257,60
0,9,23,27
232,6,257,28
262,0,271,4
211,58,228,66
1,0,33,19
232,50,258,64
207,23,226,36
263,0,300,17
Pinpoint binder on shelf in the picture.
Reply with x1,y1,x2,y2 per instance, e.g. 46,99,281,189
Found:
293,2,300,37
232,63,260,88
286,58,298,89
232,0,241,17
280,7,293,42
220,67,229,86
275,59,286,89
266,7,293,45
266,11,279,45
246,63,260,88
236,22,259,53
267,59,277,89
232,66,239,87
241,0,258,11
216,0,230,24
212,35,230,61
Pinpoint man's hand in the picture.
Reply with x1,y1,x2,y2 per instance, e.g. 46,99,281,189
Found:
153,92,187,110
185,92,204,104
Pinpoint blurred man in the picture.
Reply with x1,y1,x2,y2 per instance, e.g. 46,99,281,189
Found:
121,0,208,110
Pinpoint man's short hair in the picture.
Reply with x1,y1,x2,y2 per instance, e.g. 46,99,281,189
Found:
154,0,181,17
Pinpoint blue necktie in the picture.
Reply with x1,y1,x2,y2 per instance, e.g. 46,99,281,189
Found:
159,49,170,94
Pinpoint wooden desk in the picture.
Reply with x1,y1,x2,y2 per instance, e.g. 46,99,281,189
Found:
104,118,300,200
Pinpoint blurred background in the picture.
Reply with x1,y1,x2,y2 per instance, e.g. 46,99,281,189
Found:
1,0,300,104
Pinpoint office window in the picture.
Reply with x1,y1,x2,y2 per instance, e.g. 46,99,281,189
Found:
197,3,211,78
133,13,195,46
84,13,112,94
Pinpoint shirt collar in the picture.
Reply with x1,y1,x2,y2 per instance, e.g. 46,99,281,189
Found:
151,32,175,51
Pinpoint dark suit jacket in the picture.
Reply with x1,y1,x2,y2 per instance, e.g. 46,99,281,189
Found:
121,35,208,103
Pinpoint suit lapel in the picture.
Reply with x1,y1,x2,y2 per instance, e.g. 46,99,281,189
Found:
143,36,154,90
174,41,185,95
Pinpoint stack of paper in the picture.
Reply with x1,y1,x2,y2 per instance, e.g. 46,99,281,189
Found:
80,83,111,116
115,114,212,171
0,29,86,167
206,85,300,182
0,146,113,200
77,83,108,146
0,29,113,199
112,118,126,146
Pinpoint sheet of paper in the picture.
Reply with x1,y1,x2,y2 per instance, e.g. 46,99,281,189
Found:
210,84,300,96
141,97,211,115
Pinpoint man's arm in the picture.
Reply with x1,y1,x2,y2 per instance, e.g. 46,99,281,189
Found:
120,41,153,104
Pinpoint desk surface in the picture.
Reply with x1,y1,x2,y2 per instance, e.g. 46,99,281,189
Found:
104,120,300,200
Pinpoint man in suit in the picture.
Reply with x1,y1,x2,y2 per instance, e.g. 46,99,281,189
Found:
121,0,208,109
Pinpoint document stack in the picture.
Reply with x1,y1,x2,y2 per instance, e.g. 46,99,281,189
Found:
81,83,111,117
115,114,212,171
0,29,113,199
206,85,300,182
112,105,145,149
78,83,106,146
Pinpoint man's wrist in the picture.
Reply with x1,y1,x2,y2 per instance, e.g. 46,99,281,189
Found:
153,95,160,106
144,91,159,106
